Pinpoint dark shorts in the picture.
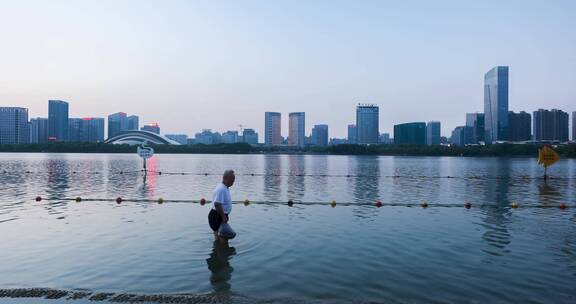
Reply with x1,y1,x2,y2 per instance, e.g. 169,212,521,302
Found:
208,209,229,232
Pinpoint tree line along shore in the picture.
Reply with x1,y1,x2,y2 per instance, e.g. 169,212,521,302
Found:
0,143,575,158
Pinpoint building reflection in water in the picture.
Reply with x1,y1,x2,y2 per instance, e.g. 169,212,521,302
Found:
351,156,380,219
263,155,282,202
480,159,512,257
206,240,236,293
286,155,305,202
44,158,71,216
140,156,157,198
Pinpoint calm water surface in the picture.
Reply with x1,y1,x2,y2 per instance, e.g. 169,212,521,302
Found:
0,153,575,303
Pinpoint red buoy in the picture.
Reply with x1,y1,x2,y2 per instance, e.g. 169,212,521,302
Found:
376,201,383,208
116,197,123,204
35,196,42,202
200,198,206,206
559,203,567,210
464,202,472,209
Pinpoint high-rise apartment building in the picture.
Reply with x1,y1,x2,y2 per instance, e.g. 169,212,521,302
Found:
347,124,357,144
508,111,531,142
165,134,188,145
288,112,305,147
265,112,281,146
30,117,48,143
533,109,569,142
69,118,105,142
311,124,328,147
451,126,474,146
484,66,509,143
242,128,259,145
127,115,139,130
108,112,128,138
465,113,485,144
141,123,160,134
0,107,29,144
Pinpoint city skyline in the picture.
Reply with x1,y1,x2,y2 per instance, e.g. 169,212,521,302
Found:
1,1,574,137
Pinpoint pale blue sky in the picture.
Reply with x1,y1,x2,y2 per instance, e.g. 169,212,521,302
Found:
1,0,575,138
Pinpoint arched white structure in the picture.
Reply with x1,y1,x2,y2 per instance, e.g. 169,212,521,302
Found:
104,130,181,145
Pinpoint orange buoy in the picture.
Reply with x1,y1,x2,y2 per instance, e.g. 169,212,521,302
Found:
75,197,82,202
511,202,519,209
559,203,567,210
35,196,42,202
330,200,336,208
200,198,206,206
244,199,250,206
376,201,383,208
464,202,472,209
158,198,164,204
287,200,294,207
116,197,123,204
420,201,428,208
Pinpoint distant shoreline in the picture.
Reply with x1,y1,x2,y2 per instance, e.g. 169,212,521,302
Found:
0,143,575,158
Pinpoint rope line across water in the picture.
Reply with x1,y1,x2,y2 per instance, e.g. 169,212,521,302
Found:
32,196,572,209
2,169,574,180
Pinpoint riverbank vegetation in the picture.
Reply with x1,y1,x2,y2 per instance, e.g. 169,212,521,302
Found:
0,143,575,158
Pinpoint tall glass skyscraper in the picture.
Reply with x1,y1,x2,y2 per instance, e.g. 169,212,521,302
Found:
394,122,426,145
356,104,379,144
484,66,509,144
30,117,48,143
265,112,282,146
48,100,69,142
108,112,128,139
0,107,29,144
426,121,441,146
288,112,305,147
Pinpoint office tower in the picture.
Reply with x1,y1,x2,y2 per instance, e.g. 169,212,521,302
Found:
265,112,281,145
0,107,29,144
48,100,69,142
242,128,259,145
165,134,188,145
573,112,575,141
426,121,441,146
484,66,509,143
356,104,379,144
311,124,329,147
379,133,391,144
394,122,426,145
108,112,127,138
347,124,357,144
465,113,485,143
451,126,474,146
195,129,221,145
221,131,239,144
127,115,139,130
508,111,532,142
533,109,569,142
288,112,305,147
68,118,105,142
30,117,48,143
141,123,160,134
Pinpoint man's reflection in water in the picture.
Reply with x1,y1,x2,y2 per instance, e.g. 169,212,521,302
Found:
206,240,236,293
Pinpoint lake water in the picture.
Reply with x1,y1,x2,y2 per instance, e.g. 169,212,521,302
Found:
0,153,575,303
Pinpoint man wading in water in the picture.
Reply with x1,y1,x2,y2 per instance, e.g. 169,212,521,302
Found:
208,170,235,244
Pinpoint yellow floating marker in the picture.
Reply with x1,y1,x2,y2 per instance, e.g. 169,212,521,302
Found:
420,201,428,208
157,198,164,204
244,199,250,206
330,200,336,208
511,202,519,209
75,197,82,202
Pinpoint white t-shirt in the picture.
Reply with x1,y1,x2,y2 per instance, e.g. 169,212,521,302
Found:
211,183,232,214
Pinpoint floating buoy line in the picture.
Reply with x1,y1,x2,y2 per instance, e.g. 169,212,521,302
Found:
1,169,574,180
31,196,572,209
